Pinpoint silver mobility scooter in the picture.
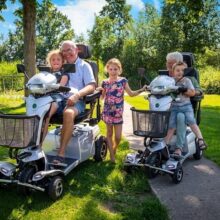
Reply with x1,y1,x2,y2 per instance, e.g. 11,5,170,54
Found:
124,53,203,183
0,44,107,199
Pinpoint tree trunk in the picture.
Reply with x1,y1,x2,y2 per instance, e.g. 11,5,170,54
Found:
22,0,36,96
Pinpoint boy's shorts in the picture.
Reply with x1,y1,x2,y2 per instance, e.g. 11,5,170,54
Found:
56,99,85,115
168,103,196,129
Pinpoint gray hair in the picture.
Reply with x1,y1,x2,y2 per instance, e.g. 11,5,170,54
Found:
60,40,77,50
166,52,183,62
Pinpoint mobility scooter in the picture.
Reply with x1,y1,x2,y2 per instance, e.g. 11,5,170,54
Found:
0,44,107,200
124,53,203,183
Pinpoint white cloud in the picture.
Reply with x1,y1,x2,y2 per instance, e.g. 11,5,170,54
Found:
57,0,146,38
126,0,145,11
57,0,106,37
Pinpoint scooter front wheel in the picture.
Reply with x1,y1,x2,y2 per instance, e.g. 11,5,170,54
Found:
48,176,64,200
145,152,162,179
18,166,36,195
172,162,183,184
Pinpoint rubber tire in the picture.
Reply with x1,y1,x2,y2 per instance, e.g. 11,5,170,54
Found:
193,140,203,160
18,166,36,195
172,162,183,184
145,152,161,179
48,176,64,200
94,136,107,162
123,163,133,173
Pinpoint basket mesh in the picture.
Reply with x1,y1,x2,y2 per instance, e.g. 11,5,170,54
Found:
0,114,40,148
131,108,170,138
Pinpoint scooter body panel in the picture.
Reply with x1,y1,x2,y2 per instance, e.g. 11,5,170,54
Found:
43,123,100,162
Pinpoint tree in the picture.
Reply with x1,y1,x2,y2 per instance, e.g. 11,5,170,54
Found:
36,0,74,60
89,0,132,63
120,3,161,88
0,0,36,82
1,0,74,62
158,0,220,57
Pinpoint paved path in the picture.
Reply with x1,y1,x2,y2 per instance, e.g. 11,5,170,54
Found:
123,101,220,220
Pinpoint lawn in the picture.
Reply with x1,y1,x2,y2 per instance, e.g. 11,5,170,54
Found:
0,92,168,220
125,94,220,165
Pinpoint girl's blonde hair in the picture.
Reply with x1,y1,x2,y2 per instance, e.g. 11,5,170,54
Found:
105,58,123,75
46,49,63,67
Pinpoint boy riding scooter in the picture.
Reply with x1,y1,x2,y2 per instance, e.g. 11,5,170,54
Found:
165,61,207,157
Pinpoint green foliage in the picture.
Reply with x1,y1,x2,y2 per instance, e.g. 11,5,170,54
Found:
159,0,220,55
89,0,132,63
0,61,24,91
120,4,161,89
0,0,74,61
199,65,220,94
36,0,74,60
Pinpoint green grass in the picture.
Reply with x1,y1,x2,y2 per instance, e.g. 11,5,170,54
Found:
0,92,168,220
125,94,220,165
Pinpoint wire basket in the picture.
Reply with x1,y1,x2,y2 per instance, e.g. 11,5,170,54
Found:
131,107,170,138
0,114,40,148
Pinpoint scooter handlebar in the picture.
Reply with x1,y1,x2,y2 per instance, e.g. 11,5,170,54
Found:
58,86,71,92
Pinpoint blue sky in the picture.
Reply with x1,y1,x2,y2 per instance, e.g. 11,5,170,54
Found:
0,0,161,40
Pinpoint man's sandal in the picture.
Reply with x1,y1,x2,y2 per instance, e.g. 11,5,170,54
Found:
197,138,208,150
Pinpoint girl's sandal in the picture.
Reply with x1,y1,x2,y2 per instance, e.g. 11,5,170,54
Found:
197,138,208,150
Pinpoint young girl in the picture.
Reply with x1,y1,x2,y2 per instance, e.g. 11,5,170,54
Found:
99,58,146,163
41,50,68,143
165,61,207,156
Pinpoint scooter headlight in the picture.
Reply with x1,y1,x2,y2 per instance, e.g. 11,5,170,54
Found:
0,168,9,175
28,84,45,94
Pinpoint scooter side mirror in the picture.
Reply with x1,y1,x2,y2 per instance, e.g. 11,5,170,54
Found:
17,64,25,73
38,66,51,73
63,64,76,74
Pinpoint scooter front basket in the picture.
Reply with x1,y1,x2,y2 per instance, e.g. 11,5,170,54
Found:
131,107,170,138
0,114,40,148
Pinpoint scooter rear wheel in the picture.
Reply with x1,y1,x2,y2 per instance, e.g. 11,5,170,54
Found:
193,140,203,160
94,136,107,162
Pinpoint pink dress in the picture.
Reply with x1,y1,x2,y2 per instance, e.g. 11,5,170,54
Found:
101,77,127,124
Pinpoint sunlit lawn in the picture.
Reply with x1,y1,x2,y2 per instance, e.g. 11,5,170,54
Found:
0,92,168,220
125,94,220,166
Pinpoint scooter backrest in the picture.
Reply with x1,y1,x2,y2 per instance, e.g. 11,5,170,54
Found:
181,52,199,83
77,44,91,59
76,44,98,85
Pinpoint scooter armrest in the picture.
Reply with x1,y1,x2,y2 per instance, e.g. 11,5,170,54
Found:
84,90,101,103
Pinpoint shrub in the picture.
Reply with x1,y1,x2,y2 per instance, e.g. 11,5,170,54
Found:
0,61,24,91
199,66,220,94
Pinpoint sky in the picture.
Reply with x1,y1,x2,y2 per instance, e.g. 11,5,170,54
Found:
0,0,161,40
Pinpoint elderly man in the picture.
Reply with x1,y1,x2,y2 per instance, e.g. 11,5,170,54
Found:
54,40,96,164
165,52,203,156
